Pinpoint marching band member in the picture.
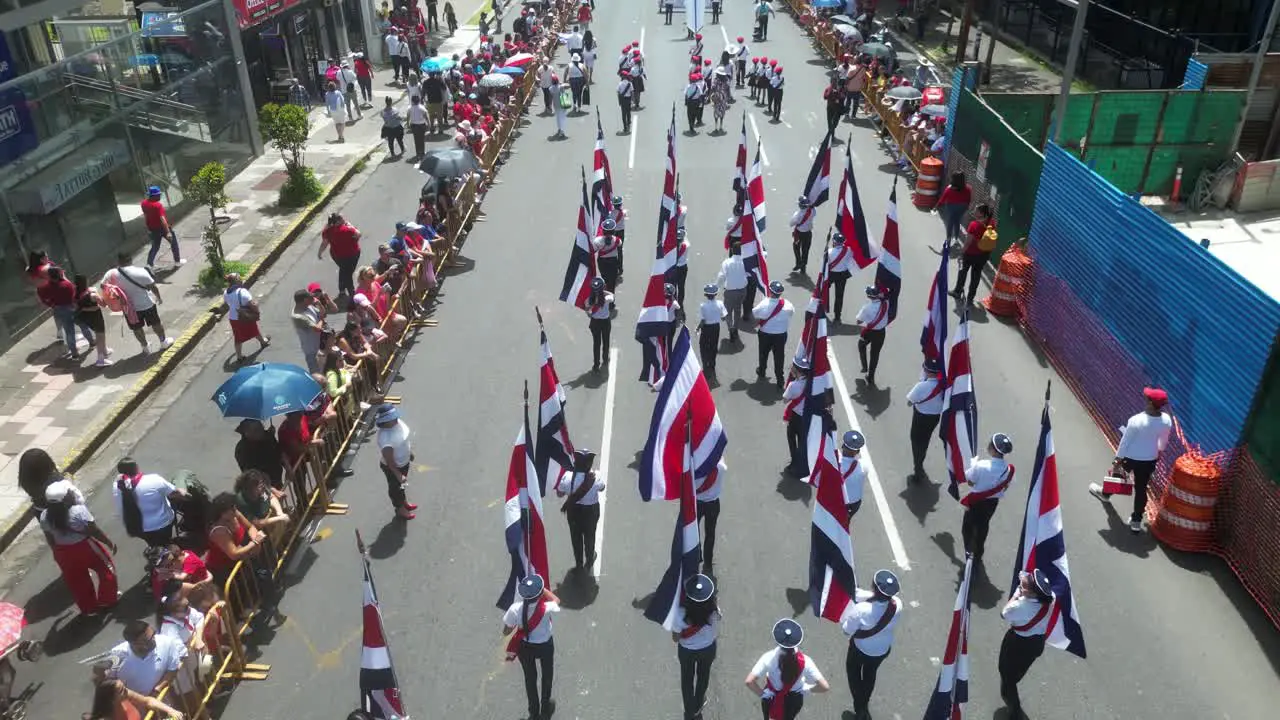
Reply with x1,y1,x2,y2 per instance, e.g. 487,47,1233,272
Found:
962,433,1015,561
788,196,816,275
555,449,606,571
905,358,945,480
617,70,634,134
675,227,691,304
768,65,785,120
841,570,902,720
502,574,560,720
698,284,728,380
697,461,726,570
594,218,623,291
826,232,856,323
753,280,795,390
735,39,750,88
745,619,830,720
852,286,891,386
690,33,705,62
673,574,720,720
609,194,628,276
782,357,811,476
584,277,613,373
748,57,762,100
1088,386,1173,534
999,569,1054,718
839,431,868,522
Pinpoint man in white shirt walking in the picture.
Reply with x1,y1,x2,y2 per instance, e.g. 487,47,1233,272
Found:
698,284,728,380
999,569,1054,718
852,286,891,386
502,575,560,720
375,404,418,520
555,449,606,571
962,433,1015,560
826,232,857,323
1089,386,1173,533
718,242,749,345
905,358,945,479
788,196,816,274
103,252,174,354
839,431,868,522
112,457,185,547
753,281,795,390
841,570,901,720
385,31,403,82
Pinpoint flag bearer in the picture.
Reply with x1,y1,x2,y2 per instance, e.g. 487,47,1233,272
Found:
664,282,684,349
675,228,691,304
585,277,613,373
697,462,725,571
745,619,830,720
841,570,901,720
962,433,1015,561
554,449,606,571
789,196,816,274
905,358,945,480
609,194,628,277
502,574,560,720
1088,386,1173,534
998,569,1054,718
673,574,720,720
595,218,623,290
698,284,728,380
827,232,856,323
839,431,867,522
753,280,795,390
782,357,811,476
852,286,891,386
718,242,748,345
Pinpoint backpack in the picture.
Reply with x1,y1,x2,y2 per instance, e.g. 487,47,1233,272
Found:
978,226,999,252
100,282,127,313
558,87,572,109
117,475,145,538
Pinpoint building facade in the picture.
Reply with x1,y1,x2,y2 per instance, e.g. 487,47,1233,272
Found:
236,0,374,107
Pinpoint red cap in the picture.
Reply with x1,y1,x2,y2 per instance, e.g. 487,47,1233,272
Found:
1143,387,1169,407
737,36,745,43
632,49,641,56
695,33,703,40
752,56,759,62
776,66,783,73
481,35,489,42
704,59,712,66
307,282,323,293
633,40,640,46
769,59,777,66
624,43,631,50
760,56,769,62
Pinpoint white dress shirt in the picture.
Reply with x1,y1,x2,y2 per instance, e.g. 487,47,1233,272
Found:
685,82,703,100
503,599,561,644
696,461,726,502
719,256,749,290
906,376,945,415
771,74,785,90
588,292,614,319
1115,411,1172,462
841,589,901,656
782,379,805,402
112,474,176,532
610,207,627,230
840,455,867,505
555,470,605,505
676,240,690,267
594,235,621,257
753,298,794,335
855,299,889,330
110,634,188,696
699,299,727,325
384,34,401,57
751,648,825,696
617,78,633,97
789,207,816,232
1001,591,1050,638
673,607,720,650
828,245,855,274
965,456,1012,497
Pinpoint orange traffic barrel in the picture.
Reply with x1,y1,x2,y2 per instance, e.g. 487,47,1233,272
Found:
982,244,1033,319
913,157,943,209
1151,450,1222,553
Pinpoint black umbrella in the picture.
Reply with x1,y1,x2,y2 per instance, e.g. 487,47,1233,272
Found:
417,147,480,179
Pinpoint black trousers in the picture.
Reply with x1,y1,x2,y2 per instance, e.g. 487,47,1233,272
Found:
590,317,611,368
139,523,174,547
665,3,673,24
697,498,720,566
358,76,373,102
962,498,999,558
679,642,716,719
744,282,758,315
831,271,851,320
711,1,721,24
769,88,783,117
566,503,600,568
426,5,439,30
826,104,843,133
858,328,886,378
380,462,410,509
699,323,720,374
757,16,771,40
910,410,941,472
787,417,806,472
334,253,361,297
792,230,812,272
736,60,746,87
542,86,552,111
410,123,428,157
758,331,787,383
846,644,890,714
1106,457,1157,523
998,629,1045,712
675,265,688,304
953,252,991,304
599,256,620,290
846,500,862,519
619,96,632,131
518,638,555,718
759,693,802,719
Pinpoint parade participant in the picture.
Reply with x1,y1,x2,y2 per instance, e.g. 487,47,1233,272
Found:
594,218,623,290
824,76,845,133
697,462,725,570
685,72,705,133
617,71,635,133
674,228,691,303
673,574,720,720
585,277,613,373
768,65,785,120
556,449,606,571
745,619,829,719
962,433,1015,560
782,357,811,476
40,479,118,616
748,57,761,99
852,286,891,385
724,203,747,247
842,570,901,720
839,431,867,521
690,33,705,62
676,191,689,232
630,53,647,110
753,281,794,390
375,404,419,520
999,568,1054,717
664,282,684,349
609,195,628,275
502,574,560,720
735,39,750,87
788,196,816,274
905,358,945,479
719,241,748,345
698,284,728,380
826,232,856,323
1089,386,1173,533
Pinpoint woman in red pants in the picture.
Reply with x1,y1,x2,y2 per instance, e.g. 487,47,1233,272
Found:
39,479,119,615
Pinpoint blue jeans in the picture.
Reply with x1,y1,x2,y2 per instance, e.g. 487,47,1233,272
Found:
147,228,180,266
940,203,966,243
52,305,94,355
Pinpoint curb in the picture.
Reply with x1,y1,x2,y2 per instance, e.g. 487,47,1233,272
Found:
0,149,375,555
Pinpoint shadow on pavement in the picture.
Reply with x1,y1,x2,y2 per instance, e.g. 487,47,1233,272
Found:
41,612,110,658
563,368,606,390
851,379,892,419
21,578,75,625
899,475,940,525
630,591,656,614
931,530,965,570
784,587,809,618
1095,502,1155,558
775,473,812,506
552,568,598,610
970,561,1005,610
368,518,408,559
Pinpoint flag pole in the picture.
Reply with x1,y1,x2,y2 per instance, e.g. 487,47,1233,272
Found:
687,400,702,567
535,305,544,330
1044,379,1052,404
522,380,534,553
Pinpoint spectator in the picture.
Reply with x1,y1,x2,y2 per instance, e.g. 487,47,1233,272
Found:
339,60,362,120
101,252,174,354
38,266,94,361
234,418,285,490
74,274,113,367
234,469,289,548
338,320,379,365
379,96,407,157
322,350,354,401
40,479,118,616
24,250,60,344
423,71,447,133
289,77,311,112
18,447,81,512
105,620,188,698
291,285,337,374
426,0,439,30
149,544,212,602
935,172,972,246
951,203,995,307
325,81,347,142
396,31,412,83
84,678,185,720
155,585,208,717
278,410,325,467
318,213,364,298
350,293,395,347
385,29,403,82
353,52,375,106
202,492,285,631
444,2,458,34
140,186,183,270
407,95,431,158
113,457,186,548
224,273,270,363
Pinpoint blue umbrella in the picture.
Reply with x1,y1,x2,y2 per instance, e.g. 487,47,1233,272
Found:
813,0,843,7
212,363,323,420
421,56,456,73
495,66,525,76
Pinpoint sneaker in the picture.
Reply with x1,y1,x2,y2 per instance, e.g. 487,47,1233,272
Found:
95,357,114,367
160,337,175,350
1087,483,1110,502
178,259,187,266
142,343,154,355
1129,519,1143,534
145,264,155,273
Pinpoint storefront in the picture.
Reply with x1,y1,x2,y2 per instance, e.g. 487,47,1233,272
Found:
238,0,366,107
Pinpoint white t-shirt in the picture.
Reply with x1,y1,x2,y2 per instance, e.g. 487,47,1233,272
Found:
750,648,825,697
105,266,157,311
699,299,727,325
1115,411,1172,462
111,634,188,695
40,504,94,545
377,420,413,467
906,376,945,415
158,607,206,693
672,606,720,650
841,590,901,656
503,599,560,644
752,298,794,335
555,470,604,505
385,34,401,56
112,473,177,532
224,287,253,321
719,256,748,291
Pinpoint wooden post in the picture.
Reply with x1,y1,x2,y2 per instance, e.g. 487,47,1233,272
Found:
955,0,978,66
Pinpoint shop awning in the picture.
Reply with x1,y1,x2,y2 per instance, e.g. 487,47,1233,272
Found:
6,138,130,215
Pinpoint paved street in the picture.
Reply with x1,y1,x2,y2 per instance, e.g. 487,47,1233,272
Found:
3,3,1278,720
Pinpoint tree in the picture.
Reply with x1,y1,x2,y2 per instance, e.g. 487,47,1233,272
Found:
259,103,322,207
188,162,231,279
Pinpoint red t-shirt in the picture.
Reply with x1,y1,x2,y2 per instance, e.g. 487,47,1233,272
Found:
151,551,211,599
278,414,312,463
354,58,373,78
965,220,992,255
36,278,75,307
323,224,361,259
140,198,167,231
937,185,972,208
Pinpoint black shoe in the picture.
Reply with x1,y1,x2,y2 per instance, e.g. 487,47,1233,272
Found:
860,364,868,374
591,363,600,373
949,288,963,298
541,699,557,719
756,366,766,377
775,378,784,390
867,374,876,386
586,552,597,568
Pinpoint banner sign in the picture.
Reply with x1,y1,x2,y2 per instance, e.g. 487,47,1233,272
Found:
233,0,305,31
0,35,40,169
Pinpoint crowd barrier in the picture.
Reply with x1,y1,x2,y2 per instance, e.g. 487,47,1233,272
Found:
139,8,574,719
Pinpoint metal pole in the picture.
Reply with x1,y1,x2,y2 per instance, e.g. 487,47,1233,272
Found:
1052,0,1090,145
223,0,263,155
1228,0,1280,157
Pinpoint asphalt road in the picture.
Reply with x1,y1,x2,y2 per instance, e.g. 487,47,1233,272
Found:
6,3,1279,720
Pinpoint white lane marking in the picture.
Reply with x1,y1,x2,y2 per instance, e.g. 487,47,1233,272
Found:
828,345,911,570
720,25,730,47
746,112,771,166
592,346,621,578
629,115,639,169
639,26,646,54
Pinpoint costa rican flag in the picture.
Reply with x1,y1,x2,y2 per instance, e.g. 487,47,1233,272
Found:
497,394,550,609
656,106,680,265
875,184,902,321
921,238,950,364
940,311,977,502
807,425,855,623
732,112,748,201
834,142,877,269
559,167,598,310
1011,384,1087,658
794,250,831,364
643,411,702,630
635,247,674,386
800,130,833,208
640,327,728,502
923,554,973,719
799,283,835,474
535,310,574,497
746,140,768,233
592,111,614,226
356,531,408,720
740,155,770,293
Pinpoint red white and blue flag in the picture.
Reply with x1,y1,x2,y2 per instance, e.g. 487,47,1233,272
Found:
656,106,680,262
940,311,977,502
921,239,950,364
592,111,614,228
740,145,770,294
1011,385,1087,658
923,554,973,719
498,396,550,609
559,167,597,310
535,310,574,497
643,408,702,630
640,327,728,502
356,530,408,720
833,143,877,270
800,130,833,208
794,250,832,364
874,184,902,321
807,424,855,623
799,275,835,473
732,112,748,203
746,140,768,234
